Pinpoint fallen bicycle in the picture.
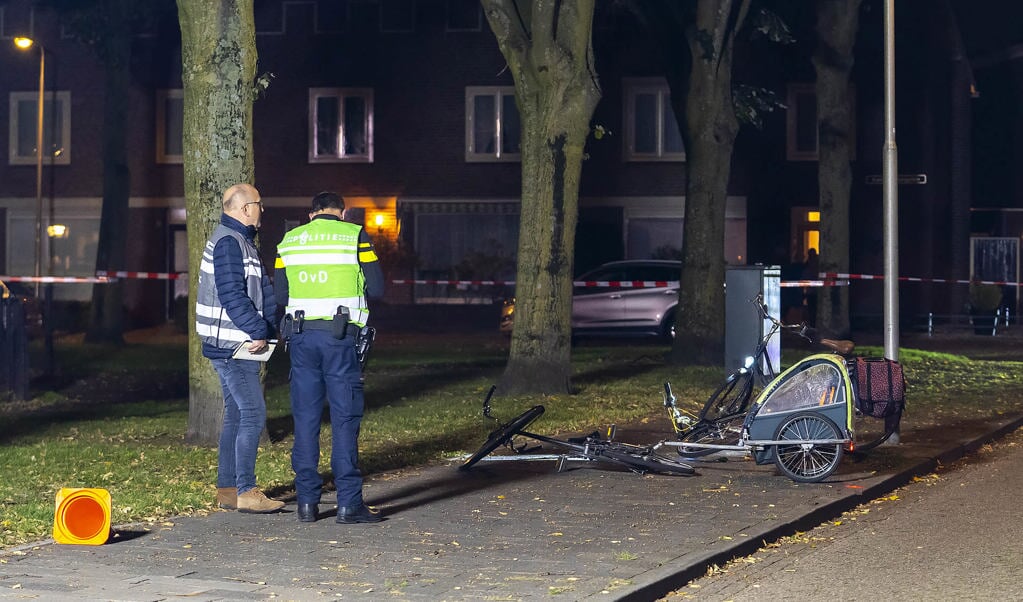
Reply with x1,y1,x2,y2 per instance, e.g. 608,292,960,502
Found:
458,385,695,476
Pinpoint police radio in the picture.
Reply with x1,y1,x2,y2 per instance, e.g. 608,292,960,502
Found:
332,305,350,339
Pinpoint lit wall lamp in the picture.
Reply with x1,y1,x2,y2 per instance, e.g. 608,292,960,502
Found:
47,224,68,238
13,36,46,293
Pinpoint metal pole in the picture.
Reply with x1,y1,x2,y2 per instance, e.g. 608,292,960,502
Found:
34,47,45,297
883,0,899,361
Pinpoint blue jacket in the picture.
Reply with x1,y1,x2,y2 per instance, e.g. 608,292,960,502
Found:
201,214,277,359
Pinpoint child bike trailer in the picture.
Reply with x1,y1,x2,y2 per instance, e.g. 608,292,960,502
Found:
744,354,854,482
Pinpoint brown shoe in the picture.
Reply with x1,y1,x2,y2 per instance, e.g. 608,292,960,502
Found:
237,488,285,514
217,487,237,510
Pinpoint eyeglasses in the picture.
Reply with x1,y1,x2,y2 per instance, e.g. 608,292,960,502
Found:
243,201,264,212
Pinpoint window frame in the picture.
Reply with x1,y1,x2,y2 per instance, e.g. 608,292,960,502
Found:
308,87,375,164
8,90,71,166
155,88,184,165
622,78,685,162
786,83,857,162
465,86,521,163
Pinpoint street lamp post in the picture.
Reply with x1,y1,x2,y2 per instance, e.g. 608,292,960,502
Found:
13,37,45,296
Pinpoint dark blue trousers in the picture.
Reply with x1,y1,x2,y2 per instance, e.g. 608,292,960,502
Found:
289,330,365,507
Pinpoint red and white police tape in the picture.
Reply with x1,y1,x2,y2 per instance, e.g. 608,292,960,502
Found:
95,270,185,280
1,271,184,283
11,270,1007,289
0,275,113,284
389,278,849,288
819,272,1021,287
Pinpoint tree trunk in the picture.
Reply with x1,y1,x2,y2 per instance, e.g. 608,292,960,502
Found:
177,0,257,445
85,32,130,345
812,0,860,338
482,0,600,395
668,0,751,365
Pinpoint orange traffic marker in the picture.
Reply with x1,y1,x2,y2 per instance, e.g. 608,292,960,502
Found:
53,488,111,545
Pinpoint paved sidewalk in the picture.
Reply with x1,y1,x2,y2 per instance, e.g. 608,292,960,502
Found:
3,412,1022,601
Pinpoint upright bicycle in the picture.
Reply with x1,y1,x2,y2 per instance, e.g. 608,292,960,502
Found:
459,386,695,476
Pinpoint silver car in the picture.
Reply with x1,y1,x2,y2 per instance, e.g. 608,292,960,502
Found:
500,259,681,339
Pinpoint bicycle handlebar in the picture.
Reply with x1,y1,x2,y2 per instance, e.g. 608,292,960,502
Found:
482,384,498,420
751,293,854,353
753,293,812,340
663,382,676,408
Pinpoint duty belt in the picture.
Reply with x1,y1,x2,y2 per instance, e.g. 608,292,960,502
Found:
301,320,362,339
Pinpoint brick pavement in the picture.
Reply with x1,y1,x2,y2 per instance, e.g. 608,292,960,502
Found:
4,410,1023,601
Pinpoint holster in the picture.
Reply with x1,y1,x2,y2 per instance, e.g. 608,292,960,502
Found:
355,326,376,371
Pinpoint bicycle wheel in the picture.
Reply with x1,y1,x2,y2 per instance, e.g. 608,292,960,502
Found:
772,411,844,483
701,371,753,422
459,405,545,471
600,449,695,475
676,416,745,458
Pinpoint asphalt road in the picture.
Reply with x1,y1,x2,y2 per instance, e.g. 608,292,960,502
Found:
664,427,1023,601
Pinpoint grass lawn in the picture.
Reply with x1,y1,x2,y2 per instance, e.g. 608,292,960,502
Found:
2,328,1022,548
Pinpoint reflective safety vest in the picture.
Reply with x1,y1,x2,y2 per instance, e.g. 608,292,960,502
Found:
276,218,368,326
195,226,266,348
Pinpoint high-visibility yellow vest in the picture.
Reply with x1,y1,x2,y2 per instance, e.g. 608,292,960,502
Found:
276,218,368,325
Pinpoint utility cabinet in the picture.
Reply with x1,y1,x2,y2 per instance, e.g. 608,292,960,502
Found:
725,265,781,375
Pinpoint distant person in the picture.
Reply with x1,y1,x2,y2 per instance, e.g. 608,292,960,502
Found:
802,248,820,279
195,183,284,514
275,191,385,524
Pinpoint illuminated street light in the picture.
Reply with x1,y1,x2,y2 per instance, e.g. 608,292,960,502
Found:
13,36,45,295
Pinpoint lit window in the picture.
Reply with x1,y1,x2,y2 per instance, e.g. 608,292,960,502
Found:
465,86,521,162
156,89,183,164
308,88,374,163
623,78,684,162
8,90,71,166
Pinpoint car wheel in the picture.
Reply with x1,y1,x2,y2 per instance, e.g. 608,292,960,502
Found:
661,309,677,341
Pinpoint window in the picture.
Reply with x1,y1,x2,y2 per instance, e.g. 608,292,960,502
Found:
308,88,374,163
465,86,520,162
8,90,71,166
623,78,684,162
625,198,745,264
786,84,817,161
411,202,519,303
446,0,481,31
6,212,98,302
380,0,415,32
786,83,857,161
155,89,183,164
791,207,820,263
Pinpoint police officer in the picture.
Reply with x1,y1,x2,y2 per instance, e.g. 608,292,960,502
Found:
275,192,385,523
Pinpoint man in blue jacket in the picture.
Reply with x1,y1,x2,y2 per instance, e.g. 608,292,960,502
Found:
195,183,284,514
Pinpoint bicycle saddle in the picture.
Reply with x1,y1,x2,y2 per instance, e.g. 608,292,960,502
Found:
820,338,855,355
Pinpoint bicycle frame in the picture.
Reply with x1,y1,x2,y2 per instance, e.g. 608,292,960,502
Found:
461,386,694,476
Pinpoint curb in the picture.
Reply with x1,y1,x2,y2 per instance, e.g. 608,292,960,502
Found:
616,414,1023,601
